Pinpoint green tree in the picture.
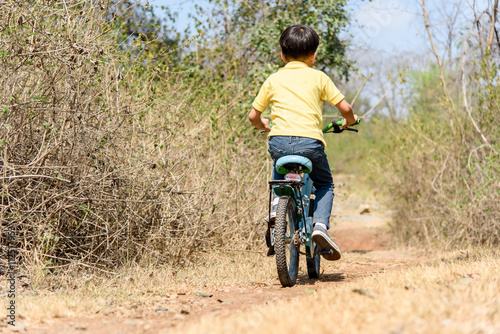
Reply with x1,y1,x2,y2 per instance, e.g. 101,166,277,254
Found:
232,0,353,79
164,0,356,131
183,0,353,87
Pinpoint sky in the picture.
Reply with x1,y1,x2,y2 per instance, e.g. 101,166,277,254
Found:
349,0,426,52
144,0,497,114
147,0,428,54
144,0,431,113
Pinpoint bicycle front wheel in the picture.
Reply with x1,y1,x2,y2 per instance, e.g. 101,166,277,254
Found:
274,195,300,287
306,198,320,278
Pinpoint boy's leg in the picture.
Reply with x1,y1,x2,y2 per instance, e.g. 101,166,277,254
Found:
308,152,334,229
269,136,335,225
268,137,340,260
308,154,341,260
268,137,287,222
291,138,340,261
268,136,288,181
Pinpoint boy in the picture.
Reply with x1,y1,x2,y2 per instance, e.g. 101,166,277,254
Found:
248,25,358,261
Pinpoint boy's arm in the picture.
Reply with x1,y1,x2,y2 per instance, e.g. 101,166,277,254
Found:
335,99,358,129
249,107,271,132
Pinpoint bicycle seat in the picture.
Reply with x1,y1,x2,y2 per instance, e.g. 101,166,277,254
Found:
276,155,313,174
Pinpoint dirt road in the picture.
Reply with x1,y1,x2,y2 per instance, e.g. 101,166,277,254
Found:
13,179,425,334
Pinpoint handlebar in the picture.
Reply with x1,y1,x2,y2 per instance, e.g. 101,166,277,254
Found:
261,118,360,134
322,118,361,133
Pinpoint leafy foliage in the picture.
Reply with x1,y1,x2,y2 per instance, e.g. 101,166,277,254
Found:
0,0,358,273
181,0,353,98
230,0,353,79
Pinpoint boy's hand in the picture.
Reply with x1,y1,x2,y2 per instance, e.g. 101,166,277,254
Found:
249,107,271,132
342,114,359,130
262,118,271,132
335,99,357,129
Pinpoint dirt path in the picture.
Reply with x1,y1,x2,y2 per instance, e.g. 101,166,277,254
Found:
7,179,423,334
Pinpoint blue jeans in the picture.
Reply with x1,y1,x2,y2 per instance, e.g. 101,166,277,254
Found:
268,136,334,229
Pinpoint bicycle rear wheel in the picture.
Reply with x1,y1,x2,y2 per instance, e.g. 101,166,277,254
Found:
274,195,299,287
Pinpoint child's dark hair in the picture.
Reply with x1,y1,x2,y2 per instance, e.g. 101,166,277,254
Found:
279,25,319,60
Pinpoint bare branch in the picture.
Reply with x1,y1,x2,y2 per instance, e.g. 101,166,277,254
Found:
361,80,397,120
461,18,498,155
420,0,455,112
488,0,499,50
0,174,71,183
350,74,370,108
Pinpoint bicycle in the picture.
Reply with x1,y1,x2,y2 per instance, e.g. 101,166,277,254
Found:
265,119,360,287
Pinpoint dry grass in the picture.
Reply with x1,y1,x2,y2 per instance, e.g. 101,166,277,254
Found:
177,248,500,334
0,0,186,270
0,251,275,322
378,4,500,248
0,248,382,323
2,246,498,333
0,0,270,273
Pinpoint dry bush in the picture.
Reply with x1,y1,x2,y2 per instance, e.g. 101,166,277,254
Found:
385,124,499,247
362,1,500,249
0,0,268,273
379,65,499,247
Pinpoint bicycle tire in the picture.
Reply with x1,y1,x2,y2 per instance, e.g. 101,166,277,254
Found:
306,245,321,278
306,198,320,278
274,195,299,287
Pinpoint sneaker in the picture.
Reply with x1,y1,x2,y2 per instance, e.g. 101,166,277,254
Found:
311,223,341,261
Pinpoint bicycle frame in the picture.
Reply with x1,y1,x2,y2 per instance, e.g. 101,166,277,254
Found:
268,173,315,258
265,119,361,259
263,119,360,286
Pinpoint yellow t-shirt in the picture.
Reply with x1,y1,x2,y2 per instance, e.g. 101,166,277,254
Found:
252,61,344,146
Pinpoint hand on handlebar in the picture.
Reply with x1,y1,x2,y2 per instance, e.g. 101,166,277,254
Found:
342,114,359,130
262,118,272,132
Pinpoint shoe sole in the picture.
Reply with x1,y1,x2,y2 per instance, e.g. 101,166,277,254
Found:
311,230,341,261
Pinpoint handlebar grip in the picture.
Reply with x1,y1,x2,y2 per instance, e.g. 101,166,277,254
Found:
335,118,361,127
322,122,334,133
323,118,360,133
